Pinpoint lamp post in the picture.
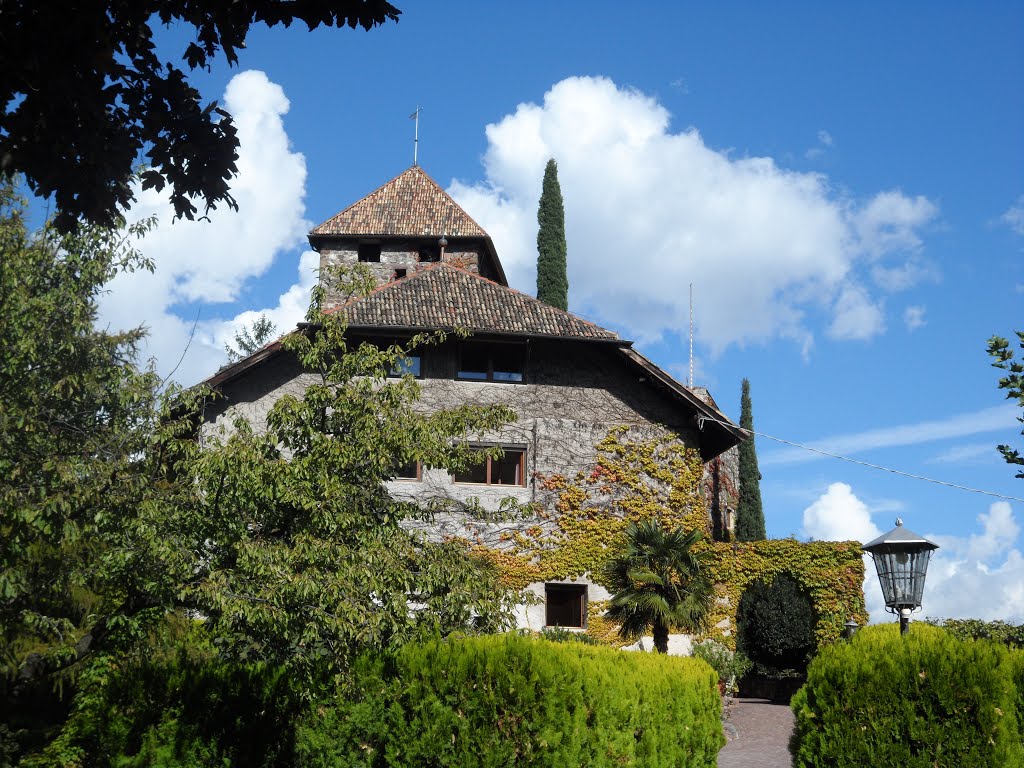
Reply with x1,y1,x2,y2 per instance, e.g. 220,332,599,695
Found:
863,519,939,636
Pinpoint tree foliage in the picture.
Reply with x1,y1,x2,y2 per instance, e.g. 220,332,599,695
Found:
988,332,1024,478
601,519,714,653
0,188,520,758
536,158,568,310
0,0,400,232
735,378,766,540
225,313,278,362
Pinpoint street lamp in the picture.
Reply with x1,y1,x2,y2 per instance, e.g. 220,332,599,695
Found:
863,519,939,636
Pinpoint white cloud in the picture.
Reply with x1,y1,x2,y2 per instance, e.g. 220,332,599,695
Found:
827,284,885,340
763,404,1019,465
805,129,833,159
1002,195,1024,236
96,70,311,385
817,130,834,147
802,482,882,543
903,305,926,331
449,76,937,354
928,442,995,465
803,485,1024,623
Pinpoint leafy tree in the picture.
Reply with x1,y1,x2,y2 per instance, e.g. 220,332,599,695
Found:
225,313,278,362
602,519,714,653
988,332,1024,478
735,378,766,540
737,573,816,677
0,180,196,758
536,158,568,310
0,0,400,232
0,187,520,757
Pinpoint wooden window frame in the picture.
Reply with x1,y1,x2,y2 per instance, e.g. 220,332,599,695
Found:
545,583,588,629
456,342,526,384
451,445,527,487
393,460,422,482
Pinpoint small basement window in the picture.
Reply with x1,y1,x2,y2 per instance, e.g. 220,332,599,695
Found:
452,446,526,486
457,343,525,383
358,243,382,263
545,584,587,629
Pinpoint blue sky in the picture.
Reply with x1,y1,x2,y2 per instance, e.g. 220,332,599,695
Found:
95,3,1023,621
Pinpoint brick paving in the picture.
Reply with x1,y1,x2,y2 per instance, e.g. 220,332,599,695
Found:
717,698,795,768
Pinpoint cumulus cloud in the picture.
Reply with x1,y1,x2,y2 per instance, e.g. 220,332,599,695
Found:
802,484,1024,623
903,305,926,331
802,482,882,543
449,76,938,353
96,71,312,385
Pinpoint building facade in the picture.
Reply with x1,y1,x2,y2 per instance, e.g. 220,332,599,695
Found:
201,165,744,644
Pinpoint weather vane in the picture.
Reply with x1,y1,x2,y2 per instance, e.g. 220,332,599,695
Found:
409,105,422,166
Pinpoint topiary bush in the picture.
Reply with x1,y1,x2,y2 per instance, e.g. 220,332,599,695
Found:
737,572,817,678
791,623,1024,767
297,633,724,768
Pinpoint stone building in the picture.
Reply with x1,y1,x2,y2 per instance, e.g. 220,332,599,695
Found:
201,165,744,641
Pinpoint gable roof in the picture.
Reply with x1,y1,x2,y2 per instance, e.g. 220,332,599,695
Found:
330,263,620,341
309,166,489,238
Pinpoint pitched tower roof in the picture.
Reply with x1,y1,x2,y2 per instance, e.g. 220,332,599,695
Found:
309,166,488,238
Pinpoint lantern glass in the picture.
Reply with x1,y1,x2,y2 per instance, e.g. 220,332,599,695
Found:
871,546,934,611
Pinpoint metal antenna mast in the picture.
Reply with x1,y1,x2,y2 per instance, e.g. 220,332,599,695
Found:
410,106,422,166
689,282,694,388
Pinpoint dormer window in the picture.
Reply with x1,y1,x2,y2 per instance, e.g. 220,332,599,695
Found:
457,342,525,383
358,243,382,263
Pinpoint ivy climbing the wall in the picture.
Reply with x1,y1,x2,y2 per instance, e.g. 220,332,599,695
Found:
474,426,866,648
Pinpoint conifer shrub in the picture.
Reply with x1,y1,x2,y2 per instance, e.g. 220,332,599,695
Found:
19,626,301,768
297,634,724,768
791,624,1024,767
737,572,817,678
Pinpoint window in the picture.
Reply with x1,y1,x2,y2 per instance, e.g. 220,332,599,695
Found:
393,459,421,481
358,243,382,263
452,446,526,486
418,244,440,263
545,584,587,628
457,343,525,383
393,268,407,279
389,353,421,378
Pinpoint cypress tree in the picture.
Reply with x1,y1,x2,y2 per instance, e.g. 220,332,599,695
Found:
735,378,767,540
536,158,568,310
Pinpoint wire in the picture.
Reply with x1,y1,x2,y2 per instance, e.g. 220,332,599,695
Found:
697,415,1024,503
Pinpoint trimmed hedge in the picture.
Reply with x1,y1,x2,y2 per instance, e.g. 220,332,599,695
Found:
297,634,724,768
791,624,1024,767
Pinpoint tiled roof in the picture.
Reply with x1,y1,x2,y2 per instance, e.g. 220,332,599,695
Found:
309,166,489,238
332,264,620,341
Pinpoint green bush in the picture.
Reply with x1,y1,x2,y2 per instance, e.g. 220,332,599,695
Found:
791,624,1024,767
297,633,724,768
691,639,752,695
926,617,1024,647
21,633,301,768
737,572,816,678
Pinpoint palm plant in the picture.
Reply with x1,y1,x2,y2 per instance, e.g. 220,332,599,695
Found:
602,518,714,653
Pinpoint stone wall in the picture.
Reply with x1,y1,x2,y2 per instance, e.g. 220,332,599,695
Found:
317,239,487,307
202,335,724,646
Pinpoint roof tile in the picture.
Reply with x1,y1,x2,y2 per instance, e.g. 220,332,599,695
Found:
332,264,619,341
310,166,488,238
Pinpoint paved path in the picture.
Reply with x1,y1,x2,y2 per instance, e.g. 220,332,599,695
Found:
717,698,795,768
